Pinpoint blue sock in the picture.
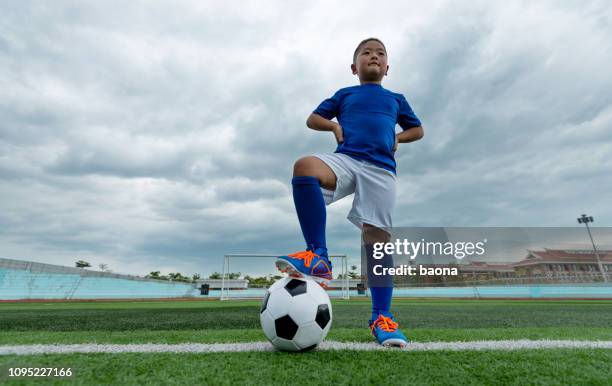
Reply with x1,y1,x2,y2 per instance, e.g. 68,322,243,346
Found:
370,287,393,321
363,244,394,321
292,176,327,256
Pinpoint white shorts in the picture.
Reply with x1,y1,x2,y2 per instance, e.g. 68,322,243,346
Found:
313,153,397,229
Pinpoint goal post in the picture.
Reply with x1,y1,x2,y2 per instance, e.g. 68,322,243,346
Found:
220,254,350,300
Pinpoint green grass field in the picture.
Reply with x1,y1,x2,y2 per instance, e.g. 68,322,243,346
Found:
1,299,611,385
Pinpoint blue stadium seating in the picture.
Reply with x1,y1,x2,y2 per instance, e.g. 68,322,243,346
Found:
0,260,199,300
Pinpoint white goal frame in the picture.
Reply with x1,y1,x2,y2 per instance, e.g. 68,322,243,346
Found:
221,254,349,300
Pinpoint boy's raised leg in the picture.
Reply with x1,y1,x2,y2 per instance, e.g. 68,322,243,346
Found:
276,157,336,286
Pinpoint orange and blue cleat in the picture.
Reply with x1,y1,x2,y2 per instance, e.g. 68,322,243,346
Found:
275,248,333,288
369,314,409,348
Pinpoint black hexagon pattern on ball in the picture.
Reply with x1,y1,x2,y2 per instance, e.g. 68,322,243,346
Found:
275,315,299,340
260,291,270,314
315,304,330,329
284,279,307,296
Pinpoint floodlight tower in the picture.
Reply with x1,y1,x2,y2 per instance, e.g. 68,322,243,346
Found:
577,214,607,282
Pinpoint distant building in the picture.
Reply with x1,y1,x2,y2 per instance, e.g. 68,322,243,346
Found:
396,249,612,284
513,249,612,278
458,261,515,280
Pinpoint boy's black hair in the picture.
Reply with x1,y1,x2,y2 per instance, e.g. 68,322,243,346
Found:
353,38,387,64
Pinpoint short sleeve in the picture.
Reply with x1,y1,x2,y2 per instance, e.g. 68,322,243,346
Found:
313,90,341,120
397,95,421,130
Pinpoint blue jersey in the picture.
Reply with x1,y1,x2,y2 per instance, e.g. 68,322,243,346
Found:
313,83,421,174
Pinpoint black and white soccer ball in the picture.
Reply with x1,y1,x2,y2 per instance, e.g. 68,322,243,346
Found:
260,277,332,352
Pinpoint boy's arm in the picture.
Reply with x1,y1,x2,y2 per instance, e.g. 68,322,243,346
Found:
393,126,424,151
307,113,344,144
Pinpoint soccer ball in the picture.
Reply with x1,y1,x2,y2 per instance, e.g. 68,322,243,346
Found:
260,277,332,352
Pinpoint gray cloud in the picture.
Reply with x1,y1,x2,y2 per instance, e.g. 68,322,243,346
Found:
1,1,611,277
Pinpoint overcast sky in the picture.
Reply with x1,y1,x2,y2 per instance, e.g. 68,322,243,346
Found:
1,1,611,278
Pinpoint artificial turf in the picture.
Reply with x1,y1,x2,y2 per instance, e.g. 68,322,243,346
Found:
1,327,612,345
1,350,611,385
1,299,610,331
1,299,611,385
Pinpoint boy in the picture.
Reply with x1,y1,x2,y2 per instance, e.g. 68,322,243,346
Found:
276,38,424,348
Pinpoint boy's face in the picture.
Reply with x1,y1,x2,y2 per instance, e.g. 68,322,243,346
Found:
351,41,388,83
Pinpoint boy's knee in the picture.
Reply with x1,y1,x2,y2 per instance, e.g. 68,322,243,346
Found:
292,156,337,190
293,156,317,177
362,223,391,244
362,229,394,287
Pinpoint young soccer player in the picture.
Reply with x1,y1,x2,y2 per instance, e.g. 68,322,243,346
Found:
275,38,424,348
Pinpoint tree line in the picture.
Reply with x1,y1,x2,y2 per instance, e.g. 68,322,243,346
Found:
75,259,361,285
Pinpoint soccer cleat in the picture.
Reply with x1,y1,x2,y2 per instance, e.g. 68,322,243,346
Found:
369,314,409,348
275,249,333,288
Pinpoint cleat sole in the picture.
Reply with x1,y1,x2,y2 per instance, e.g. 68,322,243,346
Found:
381,339,409,349
275,259,331,288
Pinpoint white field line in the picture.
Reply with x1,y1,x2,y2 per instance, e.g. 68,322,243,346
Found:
1,340,612,355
